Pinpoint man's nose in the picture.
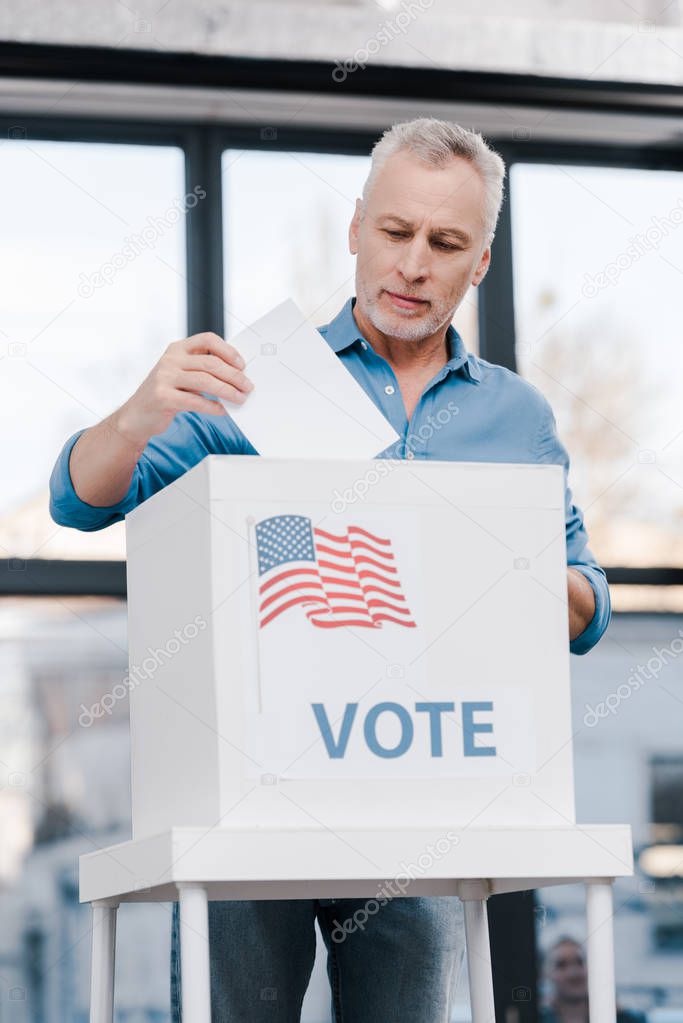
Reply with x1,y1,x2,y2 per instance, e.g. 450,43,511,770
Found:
396,237,429,282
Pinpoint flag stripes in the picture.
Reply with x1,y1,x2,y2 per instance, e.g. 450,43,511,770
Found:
254,515,416,630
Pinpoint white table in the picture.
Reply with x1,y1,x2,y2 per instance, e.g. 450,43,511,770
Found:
81,823,632,1023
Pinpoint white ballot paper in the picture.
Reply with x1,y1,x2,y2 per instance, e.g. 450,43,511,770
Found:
218,299,401,458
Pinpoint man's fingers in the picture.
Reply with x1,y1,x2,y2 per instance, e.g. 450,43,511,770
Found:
178,369,252,405
175,372,250,407
182,331,245,369
173,392,228,417
182,352,253,391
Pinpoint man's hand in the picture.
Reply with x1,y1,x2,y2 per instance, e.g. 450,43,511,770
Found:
567,568,596,641
67,331,253,508
114,331,254,451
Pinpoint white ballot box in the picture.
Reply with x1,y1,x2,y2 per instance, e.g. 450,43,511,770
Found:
125,455,575,840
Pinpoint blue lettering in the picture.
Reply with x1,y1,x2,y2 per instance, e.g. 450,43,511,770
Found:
311,700,497,760
364,701,413,758
312,702,358,758
415,702,455,757
462,701,496,757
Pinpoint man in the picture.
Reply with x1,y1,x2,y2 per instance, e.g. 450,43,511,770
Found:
50,118,610,1022
540,937,645,1023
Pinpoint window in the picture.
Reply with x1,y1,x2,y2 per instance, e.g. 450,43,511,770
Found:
0,140,187,562
511,162,683,609
651,756,683,846
0,595,172,1017
648,757,683,952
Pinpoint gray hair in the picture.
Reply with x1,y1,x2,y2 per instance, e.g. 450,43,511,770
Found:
361,117,506,247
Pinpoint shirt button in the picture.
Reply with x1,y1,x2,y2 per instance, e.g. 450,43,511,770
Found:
360,341,368,350
406,450,415,460
384,384,395,395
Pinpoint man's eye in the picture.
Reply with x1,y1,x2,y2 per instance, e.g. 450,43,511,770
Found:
434,241,461,251
384,230,408,239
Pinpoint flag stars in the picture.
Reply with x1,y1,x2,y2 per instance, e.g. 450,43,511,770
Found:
255,515,317,574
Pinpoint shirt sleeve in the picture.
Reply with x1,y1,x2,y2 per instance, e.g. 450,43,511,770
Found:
49,411,254,532
534,402,612,655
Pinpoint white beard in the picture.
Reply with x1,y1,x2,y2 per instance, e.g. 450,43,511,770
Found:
358,283,455,343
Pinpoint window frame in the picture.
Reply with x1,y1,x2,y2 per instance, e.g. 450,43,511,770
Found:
1,120,681,592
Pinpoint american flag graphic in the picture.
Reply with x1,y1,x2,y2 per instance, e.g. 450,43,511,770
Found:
254,515,416,630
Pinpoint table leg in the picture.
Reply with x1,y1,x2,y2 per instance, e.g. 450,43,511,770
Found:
177,882,212,1022
90,899,118,1023
462,895,496,1023
585,879,616,1023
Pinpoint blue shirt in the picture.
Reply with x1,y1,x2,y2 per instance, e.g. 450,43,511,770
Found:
49,296,610,654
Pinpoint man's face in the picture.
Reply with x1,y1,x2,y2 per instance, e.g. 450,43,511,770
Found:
548,941,588,1001
349,149,491,343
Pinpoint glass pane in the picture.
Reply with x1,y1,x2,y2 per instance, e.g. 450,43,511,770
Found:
0,596,172,1016
511,164,683,581
535,614,683,1013
222,148,478,351
0,140,187,561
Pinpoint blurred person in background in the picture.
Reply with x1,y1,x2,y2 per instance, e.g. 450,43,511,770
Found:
540,936,646,1023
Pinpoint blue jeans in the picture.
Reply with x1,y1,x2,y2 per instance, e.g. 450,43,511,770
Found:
170,896,463,1022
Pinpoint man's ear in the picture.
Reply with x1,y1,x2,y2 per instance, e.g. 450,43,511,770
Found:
349,198,362,255
472,245,491,286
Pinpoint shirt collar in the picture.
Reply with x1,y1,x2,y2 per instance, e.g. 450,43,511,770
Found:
322,296,481,384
